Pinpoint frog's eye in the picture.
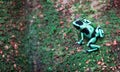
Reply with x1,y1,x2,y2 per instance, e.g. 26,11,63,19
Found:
75,20,83,25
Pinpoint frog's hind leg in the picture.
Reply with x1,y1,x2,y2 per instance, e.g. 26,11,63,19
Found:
86,37,100,53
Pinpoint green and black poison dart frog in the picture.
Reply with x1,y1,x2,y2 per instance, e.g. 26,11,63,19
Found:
73,19,104,53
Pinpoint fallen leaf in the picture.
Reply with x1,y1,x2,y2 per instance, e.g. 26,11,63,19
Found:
86,60,90,64
15,50,19,56
11,35,16,38
19,26,25,31
103,65,107,68
0,49,3,54
30,20,34,23
93,15,99,19
2,54,5,58
75,14,80,19
112,67,115,71
58,7,64,11
116,29,120,33
97,61,102,65
75,70,78,72
14,64,17,68
76,47,82,52
105,21,110,25
85,68,91,72
35,4,42,9
67,18,72,23
101,62,105,66
32,16,36,19
61,25,64,28
91,0,99,9
116,30,120,35
117,65,120,69
65,46,68,50
113,39,117,46
4,45,9,50
0,1,3,4
105,42,112,46
33,60,37,65
60,21,64,25
63,33,67,37
10,41,18,49
0,24,2,27
70,50,75,54
59,0,63,3
101,58,104,61
62,0,69,4
114,0,120,8
39,14,44,18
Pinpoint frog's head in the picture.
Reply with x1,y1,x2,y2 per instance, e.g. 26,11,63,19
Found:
72,19,83,30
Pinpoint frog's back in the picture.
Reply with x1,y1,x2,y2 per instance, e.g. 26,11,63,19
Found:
81,25,95,38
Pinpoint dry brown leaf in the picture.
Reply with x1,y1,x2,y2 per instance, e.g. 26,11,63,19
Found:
116,29,120,33
65,47,69,50
117,65,120,69
113,39,117,46
101,62,105,66
15,50,19,56
62,0,69,4
60,21,64,25
63,33,67,37
11,35,16,38
70,50,75,54
105,21,110,25
2,54,5,58
97,61,102,65
14,43,18,49
105,42,112,46
10,41,18,49
14,64,17,68
76,47,82,52
86,60,90,64
91,0,99,9
0,49,3,54
4,45,9,50
0,24,2,27
75,14,80,19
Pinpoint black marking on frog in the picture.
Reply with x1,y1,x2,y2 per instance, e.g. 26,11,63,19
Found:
73,25,80,30
81,28,89,35
75,20,83,25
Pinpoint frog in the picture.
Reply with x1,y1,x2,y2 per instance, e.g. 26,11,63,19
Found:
73,18,104,53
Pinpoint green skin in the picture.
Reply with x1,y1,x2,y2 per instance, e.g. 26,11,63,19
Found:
73,19,104,53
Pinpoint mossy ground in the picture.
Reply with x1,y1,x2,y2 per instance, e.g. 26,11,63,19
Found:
0,0,120,72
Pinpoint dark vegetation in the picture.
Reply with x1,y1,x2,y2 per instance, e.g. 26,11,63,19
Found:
0,0,120,72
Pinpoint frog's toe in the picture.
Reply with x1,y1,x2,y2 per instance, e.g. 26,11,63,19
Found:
81,50,90,54
77,41,84,45
77,42,81,44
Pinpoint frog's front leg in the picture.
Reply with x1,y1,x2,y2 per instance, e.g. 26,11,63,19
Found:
86,37,100,53
77,32,84,45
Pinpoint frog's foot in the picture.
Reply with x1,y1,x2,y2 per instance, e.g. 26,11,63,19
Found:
81,50,88,53
87,44,100,53
76,41,84,45
86,48,100,53
80,49,99,53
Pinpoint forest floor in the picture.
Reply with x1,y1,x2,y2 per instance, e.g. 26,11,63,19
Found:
0,0,120,72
